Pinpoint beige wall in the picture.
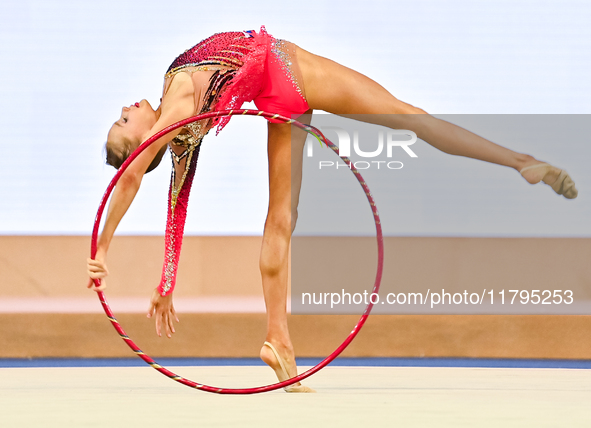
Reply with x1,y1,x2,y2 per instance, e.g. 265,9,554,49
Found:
0,235,264,298
4,313,591,359
1,236,590,358
3,235,590,298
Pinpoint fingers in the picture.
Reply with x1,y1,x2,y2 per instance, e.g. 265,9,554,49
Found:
155,312,172,338
87,271,106,280
147,296,156,319
151,309,176,338
158,311,173,338
87,258,107,268
86,277,107,292
155,311,162,337
148,290,178,338
171,305,180,323
87,258,109,292
87,258,109,275
150,303,169,338
167,312,175,336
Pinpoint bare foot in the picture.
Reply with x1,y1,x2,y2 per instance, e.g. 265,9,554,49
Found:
520,162,578,199
260,341,315,393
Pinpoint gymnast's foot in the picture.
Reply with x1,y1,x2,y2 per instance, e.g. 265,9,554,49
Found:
260,341,316,393
520,161,578,199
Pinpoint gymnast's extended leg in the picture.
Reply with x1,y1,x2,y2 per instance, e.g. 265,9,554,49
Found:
296,47,577,198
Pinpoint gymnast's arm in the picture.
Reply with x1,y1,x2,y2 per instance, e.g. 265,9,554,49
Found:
87,73,195,292
147,72,220,337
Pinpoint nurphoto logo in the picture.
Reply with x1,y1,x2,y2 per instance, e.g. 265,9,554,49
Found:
306,126,418,170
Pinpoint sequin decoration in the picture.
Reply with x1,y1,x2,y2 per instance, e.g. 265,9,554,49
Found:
159,143,201,296
165,32,254,78
271,39,306,102
168,27,271,134
164,28,270,134
164,64,232,80
169,137,201,212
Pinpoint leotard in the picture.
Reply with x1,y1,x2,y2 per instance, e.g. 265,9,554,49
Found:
164,26,309,137
158,27,308,296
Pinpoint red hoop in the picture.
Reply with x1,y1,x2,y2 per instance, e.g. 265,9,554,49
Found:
91,109,384,394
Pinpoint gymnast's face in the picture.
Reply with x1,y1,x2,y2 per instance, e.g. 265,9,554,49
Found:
107,99,158,151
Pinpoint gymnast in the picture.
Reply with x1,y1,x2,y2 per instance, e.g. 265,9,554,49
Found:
86,27,577,393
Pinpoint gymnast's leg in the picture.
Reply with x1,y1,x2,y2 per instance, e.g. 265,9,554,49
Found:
258,113,313,392
295,47,577,198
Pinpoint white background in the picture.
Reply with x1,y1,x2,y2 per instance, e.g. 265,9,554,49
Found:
0,0,589,236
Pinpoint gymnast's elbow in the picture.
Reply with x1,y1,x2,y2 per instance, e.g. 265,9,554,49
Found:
117,168,143,191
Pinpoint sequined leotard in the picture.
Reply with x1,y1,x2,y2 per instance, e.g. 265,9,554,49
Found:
158,27,309,296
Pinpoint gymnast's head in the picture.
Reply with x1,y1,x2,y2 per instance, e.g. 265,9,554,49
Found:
105,99,165,173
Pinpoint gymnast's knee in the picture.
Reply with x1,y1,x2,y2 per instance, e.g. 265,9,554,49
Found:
391,100,428,115
265,209,292,233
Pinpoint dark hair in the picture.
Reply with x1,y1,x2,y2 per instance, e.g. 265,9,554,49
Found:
105,137,167,174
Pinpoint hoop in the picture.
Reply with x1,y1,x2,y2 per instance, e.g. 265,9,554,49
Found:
91,109,384,394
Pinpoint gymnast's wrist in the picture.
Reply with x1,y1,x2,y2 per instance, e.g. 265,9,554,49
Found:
157,280,175,297
94,245,108,262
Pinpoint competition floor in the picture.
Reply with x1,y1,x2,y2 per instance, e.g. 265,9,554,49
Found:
3,358,591,427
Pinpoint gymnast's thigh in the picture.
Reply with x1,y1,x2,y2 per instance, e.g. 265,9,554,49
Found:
295,46,425,121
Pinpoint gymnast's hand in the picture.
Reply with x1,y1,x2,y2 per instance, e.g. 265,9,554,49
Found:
86,258,108,291
147,288,180,338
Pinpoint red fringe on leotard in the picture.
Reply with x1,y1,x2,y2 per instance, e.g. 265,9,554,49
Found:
212,27,271,133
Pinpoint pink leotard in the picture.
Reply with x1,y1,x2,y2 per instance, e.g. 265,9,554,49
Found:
253,37,309,123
